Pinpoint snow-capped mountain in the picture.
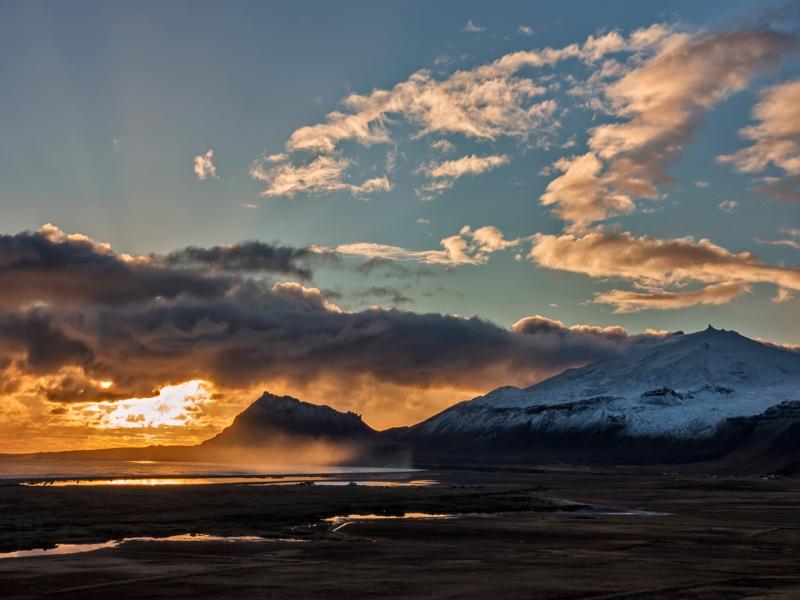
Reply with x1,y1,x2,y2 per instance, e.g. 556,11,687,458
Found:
164,327,800,469
413,326,800,439
396,326,800,466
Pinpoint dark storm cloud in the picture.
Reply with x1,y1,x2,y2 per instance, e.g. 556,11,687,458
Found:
0,226,346,308
0,227,234,307
160,241,340,279
5,296,665,403
0,311,94,373
0,226,667,404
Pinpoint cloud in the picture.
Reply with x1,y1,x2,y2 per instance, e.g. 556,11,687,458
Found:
754,237,800,250
284,68,555,155
430,139,455,154
529,230,800,310
337,225,521,267
542,30,796,230
417,154,509,196
518,26,534,36
250,155,391,198
718,79,800,175
354,258,436,279
0,226,679,434
252,25,674,200
462,20,485,33
717,79,800,203
422,154,509,179
349,286,414,306
541,152,634,228
0,224,334,309
752,178,800,202
718,200,738,213
594,282,751,313
160,241,336,279
193,149,217,181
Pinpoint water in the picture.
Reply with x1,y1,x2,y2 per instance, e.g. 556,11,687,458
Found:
324,513,457,532
0,534,304,560
21,477,438,487
0,458,425,487
0,458,413,480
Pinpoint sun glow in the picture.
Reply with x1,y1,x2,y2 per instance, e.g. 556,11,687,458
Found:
87,380,213,429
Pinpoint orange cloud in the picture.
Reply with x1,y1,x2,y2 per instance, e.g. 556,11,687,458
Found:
718,79,800,176
530,230,800,311
594,282,751,313
336,225,521,267
542,30,796,229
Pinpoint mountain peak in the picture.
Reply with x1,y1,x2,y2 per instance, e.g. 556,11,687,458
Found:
700,324,738,335
203,391,375,447
249,391,320,412
413,326,800,445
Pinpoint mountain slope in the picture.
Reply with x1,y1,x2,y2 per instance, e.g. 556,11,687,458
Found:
18,327,799,471
394,326,800,466
203,392,376,448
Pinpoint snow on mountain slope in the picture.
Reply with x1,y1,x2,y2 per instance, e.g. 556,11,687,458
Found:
414,326,800,440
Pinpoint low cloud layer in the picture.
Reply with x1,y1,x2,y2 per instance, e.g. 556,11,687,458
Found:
0,225,671,437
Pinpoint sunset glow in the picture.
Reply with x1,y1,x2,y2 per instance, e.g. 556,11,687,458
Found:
0,1,798,454
88,381,212,429
2,5,800,598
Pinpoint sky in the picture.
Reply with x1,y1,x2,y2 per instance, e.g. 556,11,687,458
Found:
1,0,799,452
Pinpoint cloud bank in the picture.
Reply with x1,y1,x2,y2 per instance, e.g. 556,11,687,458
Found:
0,225,670,436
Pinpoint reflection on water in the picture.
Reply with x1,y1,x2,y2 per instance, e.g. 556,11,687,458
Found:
324,512,453,532
0,541,118,559
0,458,428,487
573,508,670,517
0,459,416,480
0,533,305,560
21,476,438,487
305,479,438,488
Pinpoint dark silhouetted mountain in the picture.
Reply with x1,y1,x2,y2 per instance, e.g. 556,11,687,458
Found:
202,392,376,448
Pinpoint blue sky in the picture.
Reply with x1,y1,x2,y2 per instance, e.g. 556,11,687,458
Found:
1,0,799,344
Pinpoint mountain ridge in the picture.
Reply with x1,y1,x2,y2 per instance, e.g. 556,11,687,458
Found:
10,326,800,472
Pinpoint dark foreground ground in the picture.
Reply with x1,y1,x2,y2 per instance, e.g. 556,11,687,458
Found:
1,466,799,599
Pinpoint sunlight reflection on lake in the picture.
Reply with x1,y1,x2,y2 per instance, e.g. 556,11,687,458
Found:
0,534,305,560
20,476,438,487
323,512,454,532
0,459,416,480
0,458,426,487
